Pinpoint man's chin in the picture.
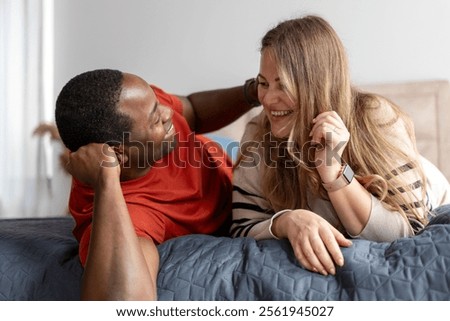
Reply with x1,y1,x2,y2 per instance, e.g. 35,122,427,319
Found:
161,135,178,157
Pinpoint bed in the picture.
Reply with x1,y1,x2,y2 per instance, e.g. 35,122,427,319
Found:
1,80,450,300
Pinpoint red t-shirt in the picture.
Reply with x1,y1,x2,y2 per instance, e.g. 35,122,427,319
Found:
69,85,233,265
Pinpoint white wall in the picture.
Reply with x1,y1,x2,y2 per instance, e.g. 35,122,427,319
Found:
54,0,450,97
23,0,447,218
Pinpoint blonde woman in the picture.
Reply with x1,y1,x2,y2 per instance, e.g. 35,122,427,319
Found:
231,16,450,276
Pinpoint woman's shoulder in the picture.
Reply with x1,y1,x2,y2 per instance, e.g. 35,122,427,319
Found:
236,112,265,166
241,111,264,143
420,156,450,207
360,93,400,127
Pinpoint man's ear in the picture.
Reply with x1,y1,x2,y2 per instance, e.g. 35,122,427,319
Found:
112,145,128,165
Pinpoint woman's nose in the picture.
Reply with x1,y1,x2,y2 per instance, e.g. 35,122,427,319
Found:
261,88,280,106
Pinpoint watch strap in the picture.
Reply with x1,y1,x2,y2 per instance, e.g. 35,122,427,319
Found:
243,78,260,107
322,163,354,192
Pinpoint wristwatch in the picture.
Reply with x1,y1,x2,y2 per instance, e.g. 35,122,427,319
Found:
322,163,354,192
243,78,261,107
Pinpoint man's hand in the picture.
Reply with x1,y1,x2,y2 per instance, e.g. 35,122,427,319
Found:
66,143,121,188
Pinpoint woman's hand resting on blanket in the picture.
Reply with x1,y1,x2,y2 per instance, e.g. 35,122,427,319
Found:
271,209,352,276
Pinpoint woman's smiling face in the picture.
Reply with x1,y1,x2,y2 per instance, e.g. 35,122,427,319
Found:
257,48,296,138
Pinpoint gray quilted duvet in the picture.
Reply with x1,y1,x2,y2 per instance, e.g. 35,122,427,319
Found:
1,210,450,300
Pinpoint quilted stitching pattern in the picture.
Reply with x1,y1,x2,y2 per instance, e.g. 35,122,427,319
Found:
1,215,449,300
157,223,450,300
0,218,82,300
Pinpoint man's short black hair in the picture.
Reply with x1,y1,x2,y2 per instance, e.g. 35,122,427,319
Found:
55,69,132,152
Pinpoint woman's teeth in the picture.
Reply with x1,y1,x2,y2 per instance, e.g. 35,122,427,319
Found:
271,110,293,117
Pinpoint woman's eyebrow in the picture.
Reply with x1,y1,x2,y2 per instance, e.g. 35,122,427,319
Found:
257,74,280,82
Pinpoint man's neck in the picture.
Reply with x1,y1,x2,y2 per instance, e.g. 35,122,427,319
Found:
119,166,152,181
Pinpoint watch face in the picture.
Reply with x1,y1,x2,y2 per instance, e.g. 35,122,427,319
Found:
342,164,354,183
322,163,354,192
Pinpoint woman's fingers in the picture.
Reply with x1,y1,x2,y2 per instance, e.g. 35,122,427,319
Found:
293,244,315,272
334,229,353,248
309,112,342,135
292,228,352,275
286,210,353,275
320,228,351,268
293,233,339,275
300,236,330,275
309,111,348,146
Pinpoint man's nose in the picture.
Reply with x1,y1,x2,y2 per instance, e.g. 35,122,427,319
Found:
159,105,173,122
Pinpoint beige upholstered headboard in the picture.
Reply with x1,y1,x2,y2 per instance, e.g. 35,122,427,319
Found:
211,80,450,180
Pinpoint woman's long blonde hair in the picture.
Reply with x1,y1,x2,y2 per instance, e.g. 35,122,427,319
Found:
249,15,428,232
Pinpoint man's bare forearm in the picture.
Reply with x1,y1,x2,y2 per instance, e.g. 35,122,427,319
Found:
187,83,259,133
81,171,157,300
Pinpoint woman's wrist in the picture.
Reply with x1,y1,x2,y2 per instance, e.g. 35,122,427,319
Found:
321,163,355,193
318,162,342,184
269,209,292,239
